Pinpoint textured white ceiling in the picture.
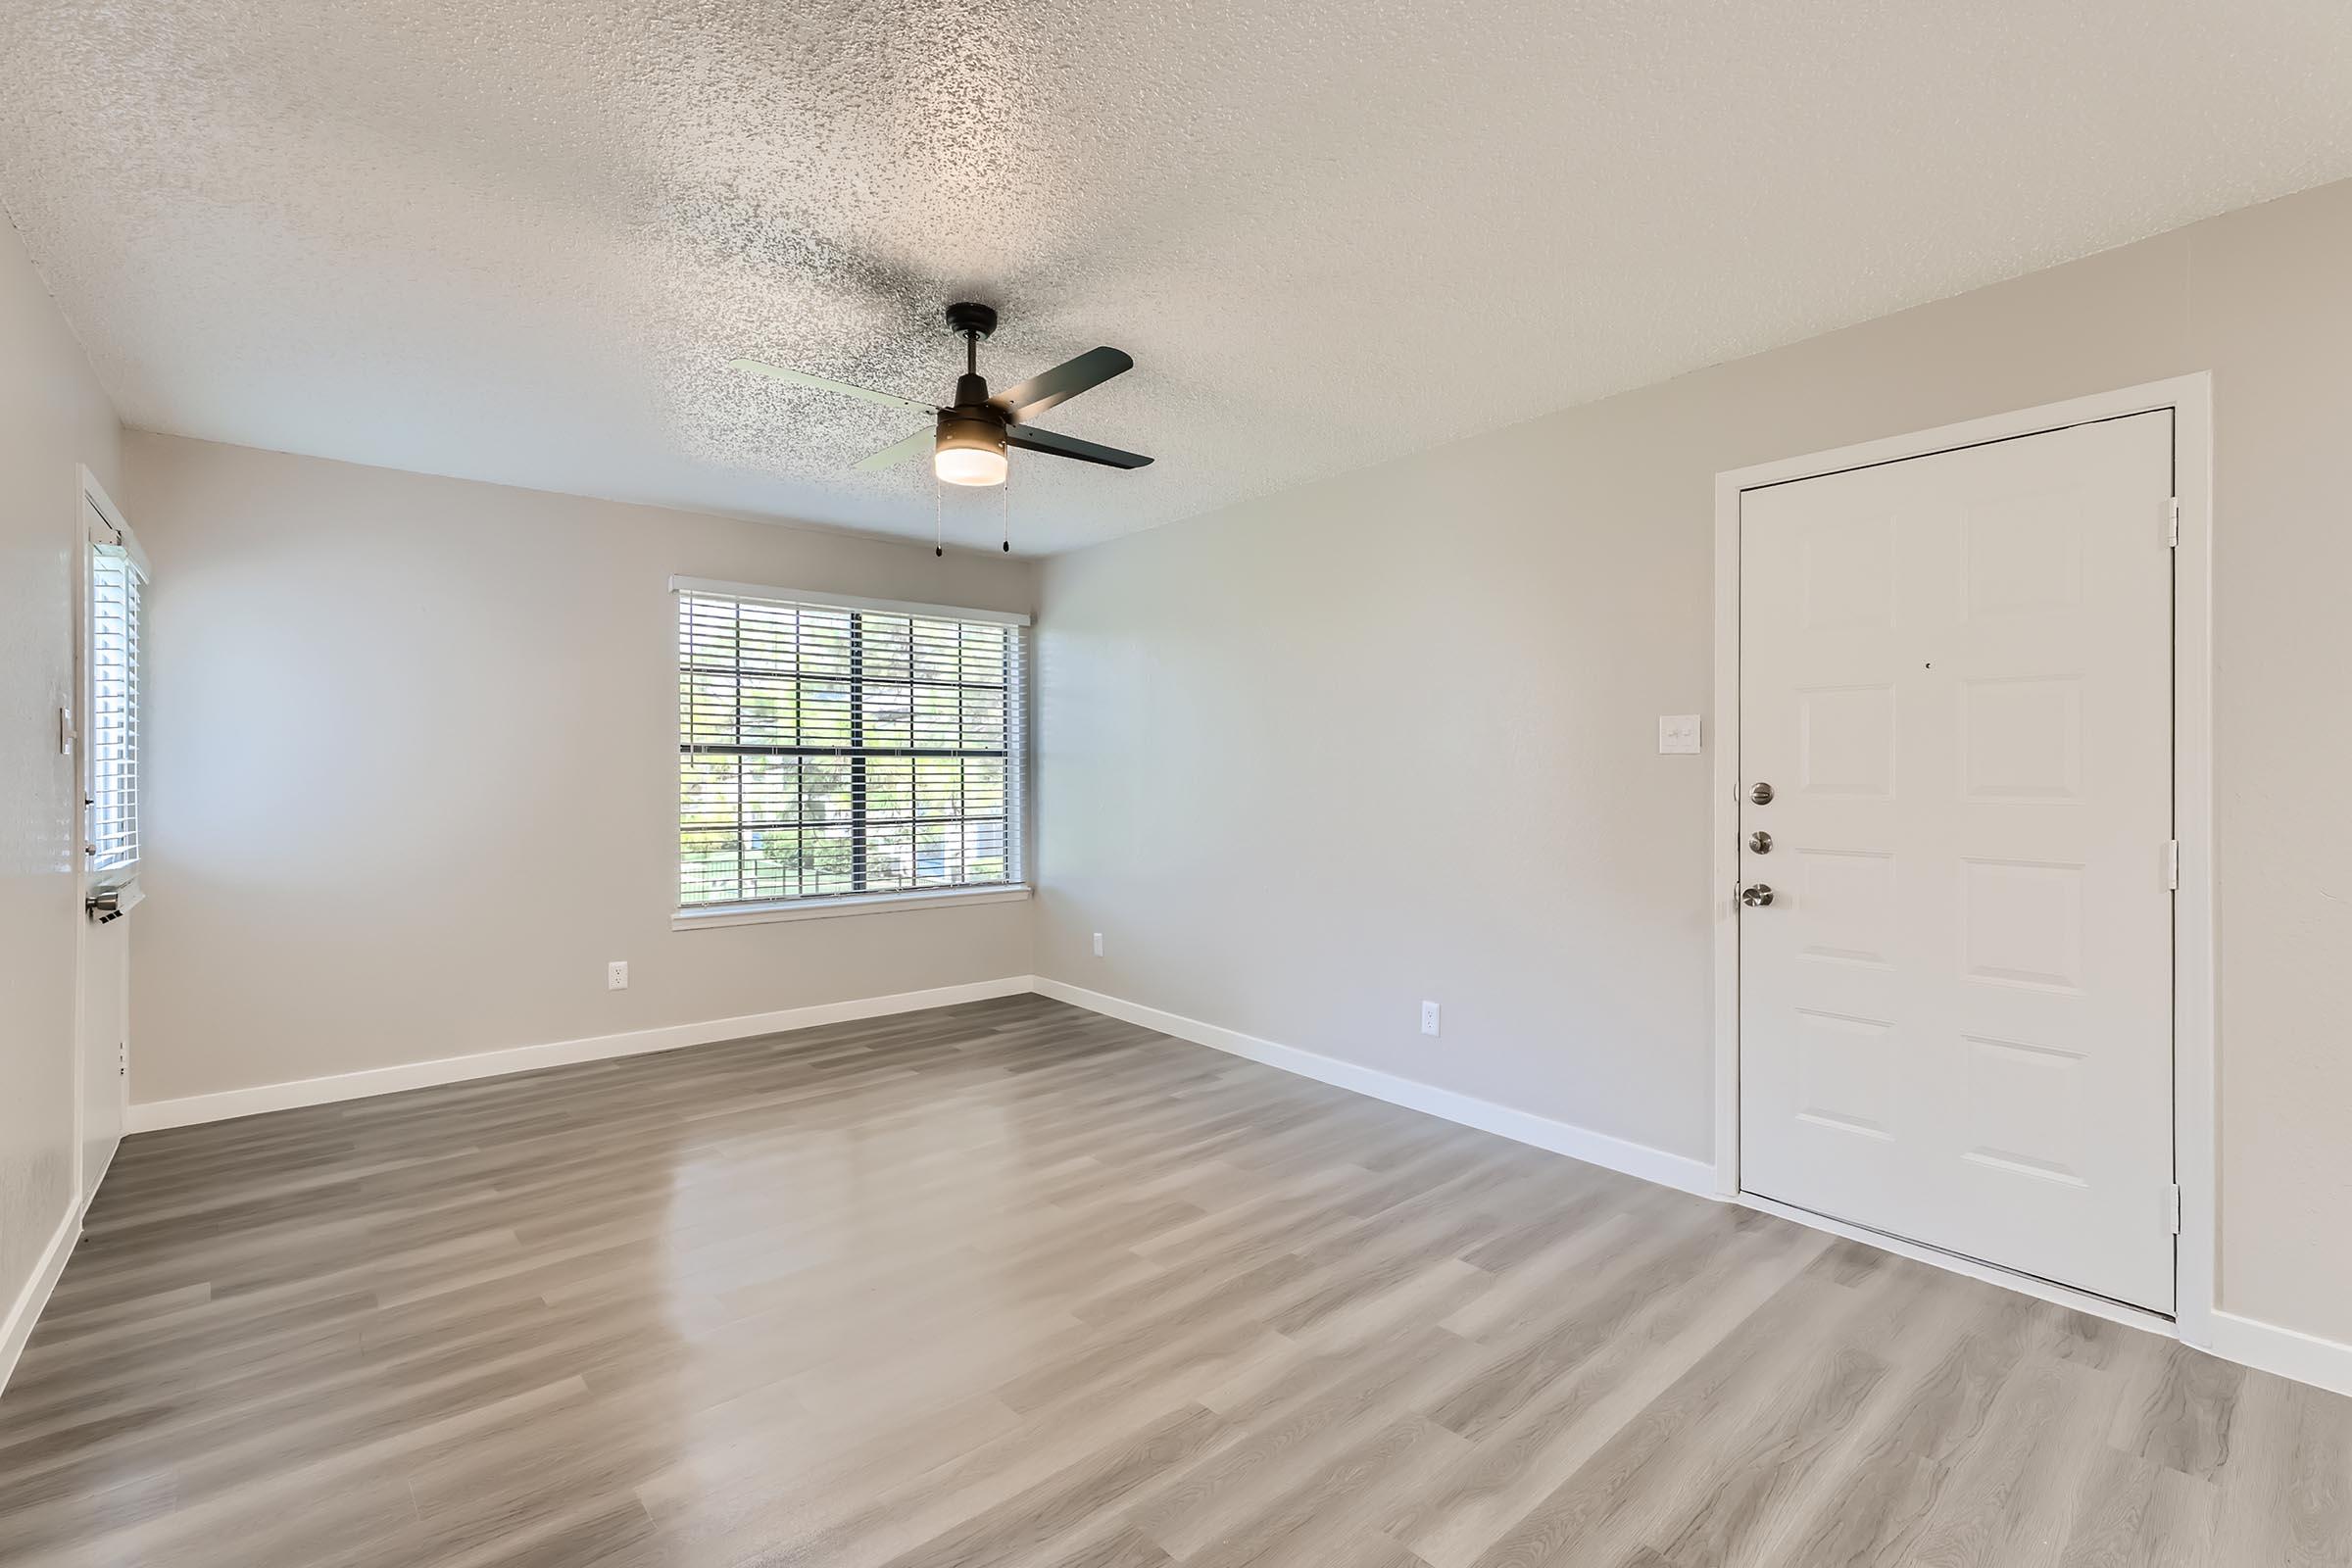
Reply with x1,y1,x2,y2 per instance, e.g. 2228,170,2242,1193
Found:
5,3,2351,554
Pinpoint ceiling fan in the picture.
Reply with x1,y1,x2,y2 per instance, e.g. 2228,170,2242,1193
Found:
730,303,1152,490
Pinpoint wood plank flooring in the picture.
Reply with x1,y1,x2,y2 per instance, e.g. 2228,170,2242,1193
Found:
2,994,2346,1566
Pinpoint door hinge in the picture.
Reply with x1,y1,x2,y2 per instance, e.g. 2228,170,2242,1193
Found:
2165,840,2180,890
2167,1184,2182,1235
2165,497,2180,548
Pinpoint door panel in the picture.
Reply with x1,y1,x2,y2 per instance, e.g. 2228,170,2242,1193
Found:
77,916,126,1201
74,490,134,1201
1739,412,2174,1312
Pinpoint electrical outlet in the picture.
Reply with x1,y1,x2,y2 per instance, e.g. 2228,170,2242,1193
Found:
1420,1000,1442,1037
607,960,628,991
1092,932,1104,957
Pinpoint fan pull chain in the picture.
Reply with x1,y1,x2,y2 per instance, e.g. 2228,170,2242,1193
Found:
935,480,944,558
1002,460,1011,553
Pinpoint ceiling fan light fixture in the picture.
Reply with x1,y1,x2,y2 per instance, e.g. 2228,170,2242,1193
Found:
935,445,1007,487
933,413,1008,487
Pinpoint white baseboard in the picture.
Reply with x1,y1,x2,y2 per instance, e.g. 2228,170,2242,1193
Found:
1027,979,2352,1401
125,975,1037,1133
2206,1309,2352,1400
0,1204,81,1397
79,970,2352,1411
1031,977,1715,1197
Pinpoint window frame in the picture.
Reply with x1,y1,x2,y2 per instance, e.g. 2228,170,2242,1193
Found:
82,472,149,901
668,576,1031,929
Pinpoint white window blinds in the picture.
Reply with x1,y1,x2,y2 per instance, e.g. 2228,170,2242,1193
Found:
677,584,1024,907
88,539,144,881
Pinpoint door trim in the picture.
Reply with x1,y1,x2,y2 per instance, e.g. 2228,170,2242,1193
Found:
1710,373,2215,1348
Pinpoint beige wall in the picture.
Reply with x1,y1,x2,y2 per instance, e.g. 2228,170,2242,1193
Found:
1034,178,2352,1344
0,221,119,1324
121,435,1035,1104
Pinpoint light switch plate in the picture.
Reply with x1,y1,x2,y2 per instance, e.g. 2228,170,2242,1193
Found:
1658,714,1702,755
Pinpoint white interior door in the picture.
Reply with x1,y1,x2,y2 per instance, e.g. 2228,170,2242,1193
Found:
1737,411,2176,1313
74,482,140,1204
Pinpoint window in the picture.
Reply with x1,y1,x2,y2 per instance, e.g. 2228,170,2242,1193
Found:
675,579,1026,913
87,530,145,886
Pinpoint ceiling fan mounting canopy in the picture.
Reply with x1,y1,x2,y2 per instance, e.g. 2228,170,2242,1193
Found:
943,301,998,340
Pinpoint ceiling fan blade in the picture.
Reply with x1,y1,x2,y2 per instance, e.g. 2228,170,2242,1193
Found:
1004,426,1153,470
730,358,937,416
854,427,935,472
990,347,1133,424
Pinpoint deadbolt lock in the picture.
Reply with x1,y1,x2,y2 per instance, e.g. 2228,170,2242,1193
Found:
1749,782,1774,805
1749,830,1772,854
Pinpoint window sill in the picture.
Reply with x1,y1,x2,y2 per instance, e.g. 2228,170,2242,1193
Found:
672,884,1032,930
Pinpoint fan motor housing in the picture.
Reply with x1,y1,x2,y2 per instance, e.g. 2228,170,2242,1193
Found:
934,404,1006,459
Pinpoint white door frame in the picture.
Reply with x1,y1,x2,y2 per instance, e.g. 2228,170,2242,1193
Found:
71,464,141,1209
1710,374,2214,1348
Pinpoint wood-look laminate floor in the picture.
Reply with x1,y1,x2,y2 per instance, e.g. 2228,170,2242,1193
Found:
4,996,2347,1567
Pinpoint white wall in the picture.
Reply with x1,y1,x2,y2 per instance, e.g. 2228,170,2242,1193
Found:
121,435,1035,1106
1033,177,2352,1348
0,220,119,1342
